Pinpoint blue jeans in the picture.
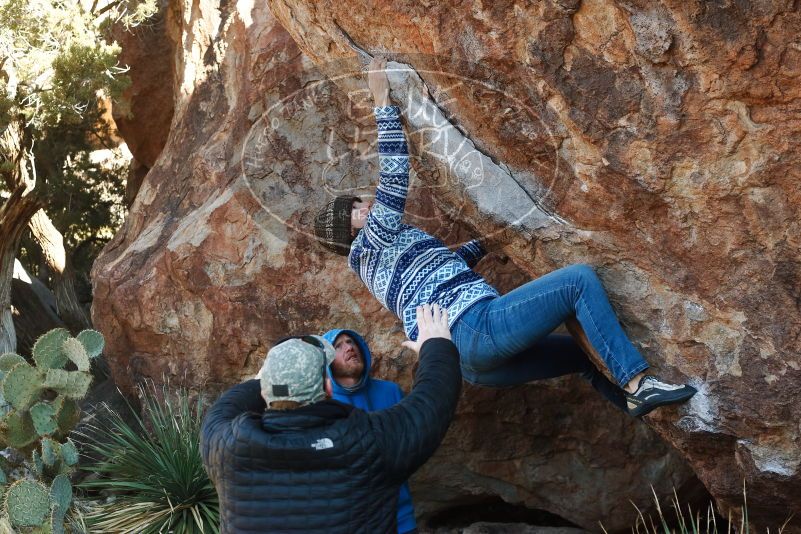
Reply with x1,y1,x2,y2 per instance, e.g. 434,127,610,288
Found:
452,264,649,397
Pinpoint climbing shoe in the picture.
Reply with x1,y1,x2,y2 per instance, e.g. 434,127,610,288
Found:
625,375,697,417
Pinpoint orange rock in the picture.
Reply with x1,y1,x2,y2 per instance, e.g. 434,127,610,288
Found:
93,0,801,528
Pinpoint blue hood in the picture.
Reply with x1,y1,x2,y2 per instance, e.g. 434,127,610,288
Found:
322,329,372,395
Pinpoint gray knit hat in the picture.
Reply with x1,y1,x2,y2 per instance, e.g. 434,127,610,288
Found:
314,196,360,256
257,336,336,407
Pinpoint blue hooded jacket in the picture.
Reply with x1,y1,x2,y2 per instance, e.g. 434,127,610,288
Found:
322,329,417,534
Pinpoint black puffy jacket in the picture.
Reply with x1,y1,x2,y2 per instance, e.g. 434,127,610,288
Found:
201,338,461,533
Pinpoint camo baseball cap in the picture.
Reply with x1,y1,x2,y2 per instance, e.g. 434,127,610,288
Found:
258,335,336,407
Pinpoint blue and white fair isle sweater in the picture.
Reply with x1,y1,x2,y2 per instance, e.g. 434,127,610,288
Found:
348,105,499,341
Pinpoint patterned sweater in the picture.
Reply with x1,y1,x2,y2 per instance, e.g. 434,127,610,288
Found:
348,105,499,341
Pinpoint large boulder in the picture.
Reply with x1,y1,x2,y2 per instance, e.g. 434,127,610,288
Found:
91,0,799,529
261,0,801,526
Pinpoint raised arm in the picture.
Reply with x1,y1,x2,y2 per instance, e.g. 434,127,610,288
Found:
454,239,487,268
369,305,462,483
361,58,410,249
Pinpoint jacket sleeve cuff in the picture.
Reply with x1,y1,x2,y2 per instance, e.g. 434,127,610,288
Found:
374,105,401,119
419,337,459,360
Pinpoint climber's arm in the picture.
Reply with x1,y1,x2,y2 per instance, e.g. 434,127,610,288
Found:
454,239,488,268
361,58,410,249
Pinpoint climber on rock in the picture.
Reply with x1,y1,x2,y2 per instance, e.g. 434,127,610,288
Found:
320,327,418,534
313,57,696,418
201,303,461,533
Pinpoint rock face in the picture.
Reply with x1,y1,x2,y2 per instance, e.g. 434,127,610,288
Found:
109,0,175,204
262,0,801,526
91,0,800,530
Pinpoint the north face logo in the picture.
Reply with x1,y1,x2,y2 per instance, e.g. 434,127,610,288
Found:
311,438,334,450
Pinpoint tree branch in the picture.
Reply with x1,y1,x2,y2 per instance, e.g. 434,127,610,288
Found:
28,209,92,332
96,0,123,18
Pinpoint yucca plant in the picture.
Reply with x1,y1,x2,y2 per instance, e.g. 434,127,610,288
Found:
601,483,794,534
77,381,219,533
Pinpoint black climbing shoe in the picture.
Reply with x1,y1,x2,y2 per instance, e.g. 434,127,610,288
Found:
625,375,697,417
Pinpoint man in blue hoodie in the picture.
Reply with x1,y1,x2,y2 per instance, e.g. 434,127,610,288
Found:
322,328,417,534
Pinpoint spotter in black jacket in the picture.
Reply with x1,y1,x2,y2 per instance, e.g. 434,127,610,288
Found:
201,338,461,534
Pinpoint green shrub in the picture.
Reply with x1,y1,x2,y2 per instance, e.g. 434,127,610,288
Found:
78,381,219,534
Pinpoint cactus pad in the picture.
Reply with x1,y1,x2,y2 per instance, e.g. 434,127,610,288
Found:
41,437,61,467
54,397,80,434
50,474,71,534
32,328,70,370
2,410,37,448
4,480,50,527
60,440,79,466
0,353,26,372
50,474,72,512
76,329,105,359
51,508,66,534
62,338,89,372
2,362,43,411
43,369,91,399
31,449,44,477
30,401,58,436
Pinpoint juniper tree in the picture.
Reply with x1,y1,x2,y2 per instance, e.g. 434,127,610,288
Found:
0,0,156,352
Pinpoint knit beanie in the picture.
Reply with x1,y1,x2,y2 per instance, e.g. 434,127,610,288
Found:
314,196,360,256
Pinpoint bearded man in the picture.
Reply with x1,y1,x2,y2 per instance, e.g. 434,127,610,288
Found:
322,328,418,534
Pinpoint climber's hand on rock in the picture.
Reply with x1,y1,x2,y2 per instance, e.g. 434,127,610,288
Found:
368,57,390,107
402,304,451,354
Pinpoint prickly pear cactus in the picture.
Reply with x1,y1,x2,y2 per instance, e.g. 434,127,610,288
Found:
2,410,36,449
49,474,72,534
0,354,25,372
62,339,89,373
75,330,103,359
2,363,41,411
31,329,71,370
3,480,50,527
40,437,60,468
59,441,78,467
0,328,105,531
0,329,103,448
30,401,58,437
42,369,91,400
